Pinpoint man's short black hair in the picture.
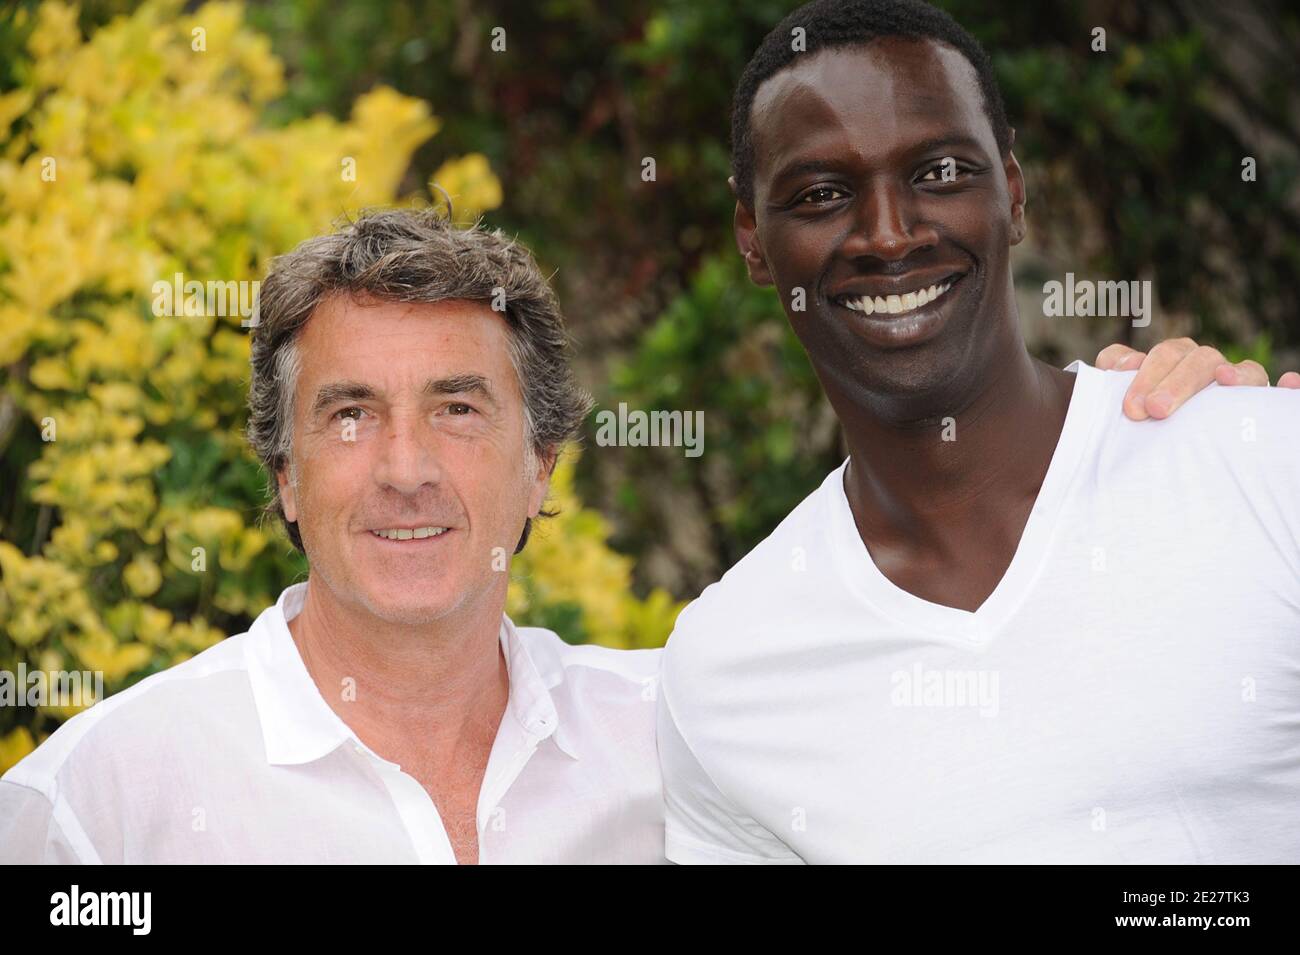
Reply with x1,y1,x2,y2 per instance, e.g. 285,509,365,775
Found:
731,0,1012,207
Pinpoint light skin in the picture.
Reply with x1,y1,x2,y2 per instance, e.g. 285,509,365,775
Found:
1098,338,1299,417
276,293,552,865
732,38,1294,613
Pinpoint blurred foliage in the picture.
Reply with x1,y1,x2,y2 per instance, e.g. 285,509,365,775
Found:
603,252,838,574
0,0,679,771
508,451,683,650
978,0,1300,350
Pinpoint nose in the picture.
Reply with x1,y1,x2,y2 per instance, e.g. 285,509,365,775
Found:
370,410,442,497
840,178,938,262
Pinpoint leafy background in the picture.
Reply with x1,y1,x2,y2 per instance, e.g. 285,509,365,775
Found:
1,0,1297,769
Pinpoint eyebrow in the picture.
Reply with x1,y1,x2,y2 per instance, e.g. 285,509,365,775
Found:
309,374,497,417
771,134,989,187
906,135,987,158
771,157,853,186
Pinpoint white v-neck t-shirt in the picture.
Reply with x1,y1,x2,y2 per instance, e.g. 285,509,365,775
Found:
658,361,1300,864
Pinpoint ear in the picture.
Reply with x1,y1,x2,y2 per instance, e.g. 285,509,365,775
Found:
1003,129,1027,246
730,175,774,287
526,447,556,518
277,463,298,523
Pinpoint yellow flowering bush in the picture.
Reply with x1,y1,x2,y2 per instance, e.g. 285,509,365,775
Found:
0,0,680,773
509,451,683,651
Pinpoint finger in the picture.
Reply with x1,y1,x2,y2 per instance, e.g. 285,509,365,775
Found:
1123,337,1197,420
1213,360,1269,387
1278,371,1300,389
1096,343,1144,371
1143,345,1230,419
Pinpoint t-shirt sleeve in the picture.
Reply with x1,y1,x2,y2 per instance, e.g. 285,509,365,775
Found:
656,687,803,865
0,779,88,864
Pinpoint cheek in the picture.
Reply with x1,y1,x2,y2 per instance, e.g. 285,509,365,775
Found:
956,190,1010,243
443,433,512,484
767,231,830,297
443,439,530,510
766,248,795,294
295,446,367,515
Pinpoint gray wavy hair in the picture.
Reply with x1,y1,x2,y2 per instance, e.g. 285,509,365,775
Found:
245,207,592,555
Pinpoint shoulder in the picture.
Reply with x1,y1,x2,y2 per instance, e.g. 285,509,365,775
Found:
1057,364,1300,580
1083,364,1300,494
1,629,255,799
513,624,662,721
514,628,660,686
663,463,845,687
513,626,662,774
517,625,662,684
1088,363,1299,449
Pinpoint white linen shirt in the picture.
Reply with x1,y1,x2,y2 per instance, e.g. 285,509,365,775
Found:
0,582,666,864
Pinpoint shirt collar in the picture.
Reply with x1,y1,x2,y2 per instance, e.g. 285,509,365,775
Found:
245,582,581,767
245,582,361,766
499,615,581,761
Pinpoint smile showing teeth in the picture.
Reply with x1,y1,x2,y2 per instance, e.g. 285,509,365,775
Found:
370,526,448,541
838,278,957,316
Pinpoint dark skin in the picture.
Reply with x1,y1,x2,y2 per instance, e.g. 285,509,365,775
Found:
733,38,1075,613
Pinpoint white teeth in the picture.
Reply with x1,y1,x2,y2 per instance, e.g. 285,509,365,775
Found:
370,526,448,541
841,280,955,316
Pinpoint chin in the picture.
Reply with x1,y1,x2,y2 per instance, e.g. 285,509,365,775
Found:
841,337,950,387
357,579,465,625
365,598,459,627
842,349,977,424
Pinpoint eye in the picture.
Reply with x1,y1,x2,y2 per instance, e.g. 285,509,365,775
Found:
443,402,475,416
333,406,367,421
798,185,848,205
918,160,969,183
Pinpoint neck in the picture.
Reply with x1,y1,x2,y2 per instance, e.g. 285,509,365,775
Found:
287,577,510,767
834,348,1075,553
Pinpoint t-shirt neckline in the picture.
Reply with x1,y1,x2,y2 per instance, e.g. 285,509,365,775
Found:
827,360,1105,644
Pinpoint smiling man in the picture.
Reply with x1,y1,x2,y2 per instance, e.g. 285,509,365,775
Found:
657,0,1300,864
0,210,664,864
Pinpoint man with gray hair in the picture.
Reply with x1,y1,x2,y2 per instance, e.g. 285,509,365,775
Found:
0,208,665,864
